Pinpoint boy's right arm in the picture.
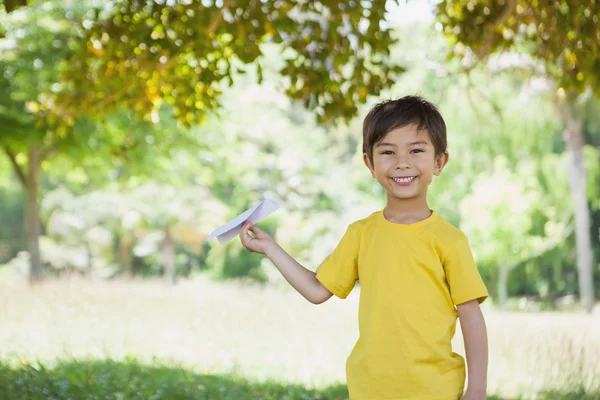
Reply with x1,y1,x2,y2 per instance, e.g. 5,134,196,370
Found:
240,221,333,304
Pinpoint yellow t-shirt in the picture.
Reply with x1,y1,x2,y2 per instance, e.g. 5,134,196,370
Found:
316,210,488,400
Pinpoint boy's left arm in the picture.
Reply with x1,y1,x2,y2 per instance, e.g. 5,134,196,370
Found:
457,299,488,400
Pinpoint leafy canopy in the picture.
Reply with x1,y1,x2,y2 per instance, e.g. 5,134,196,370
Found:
57,0,403,125
436,0,600,95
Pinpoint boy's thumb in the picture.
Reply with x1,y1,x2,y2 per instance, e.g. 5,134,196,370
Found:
249,225,263,235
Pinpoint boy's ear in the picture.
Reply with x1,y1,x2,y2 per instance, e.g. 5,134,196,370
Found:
434,151,450,176
363,153,375,177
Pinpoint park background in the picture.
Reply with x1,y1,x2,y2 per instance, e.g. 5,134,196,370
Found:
0,0,599,399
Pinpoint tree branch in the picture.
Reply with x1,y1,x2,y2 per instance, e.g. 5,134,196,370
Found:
480,0,517,59
95,81,138,110
492,0,516,29
207,0,229,37
464,70,504,124
4,0,30,13
40,142,60,161
507,217,574,270
3,146,27,187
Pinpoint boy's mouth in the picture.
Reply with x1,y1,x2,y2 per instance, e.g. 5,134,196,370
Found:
391,176,417,186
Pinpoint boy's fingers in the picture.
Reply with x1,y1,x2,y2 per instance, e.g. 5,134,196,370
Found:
240,224,249,241
240,230,251,249
249,225,267,238
240,223,256,247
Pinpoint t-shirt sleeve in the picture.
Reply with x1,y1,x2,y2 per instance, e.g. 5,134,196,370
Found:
315,224,359,299
444,233,488,305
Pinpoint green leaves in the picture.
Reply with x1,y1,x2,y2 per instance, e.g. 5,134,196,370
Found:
0,1,79,148
460,157,548,267
0,360,351,400
0,0,30,13
435,1,600,96
58,0,403,125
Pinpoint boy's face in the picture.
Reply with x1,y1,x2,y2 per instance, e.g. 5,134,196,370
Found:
363,124,449,204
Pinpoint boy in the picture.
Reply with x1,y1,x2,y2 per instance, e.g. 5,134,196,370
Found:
240,96,489,400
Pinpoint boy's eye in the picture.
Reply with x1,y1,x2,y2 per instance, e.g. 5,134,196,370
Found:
410,149,424,154
380,151,394,155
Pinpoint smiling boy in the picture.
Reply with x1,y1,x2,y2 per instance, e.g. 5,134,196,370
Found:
240,96,489,400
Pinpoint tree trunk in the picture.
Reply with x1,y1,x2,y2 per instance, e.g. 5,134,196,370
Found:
562,105,595,314
25,145,42,283
84,240,93,278
498,265,509,310
118,236,133,278
163,228,176,285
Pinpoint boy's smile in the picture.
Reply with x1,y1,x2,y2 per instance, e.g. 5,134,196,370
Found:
391,176,417,186
364,124,448,206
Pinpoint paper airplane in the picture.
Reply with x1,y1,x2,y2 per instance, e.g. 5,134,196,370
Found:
208,199,281,245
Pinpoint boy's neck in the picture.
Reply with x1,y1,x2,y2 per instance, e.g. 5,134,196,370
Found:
383,197,432,225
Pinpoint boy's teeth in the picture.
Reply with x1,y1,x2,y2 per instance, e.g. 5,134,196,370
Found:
393,177,414,183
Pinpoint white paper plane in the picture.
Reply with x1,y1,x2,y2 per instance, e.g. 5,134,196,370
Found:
208,198,281,245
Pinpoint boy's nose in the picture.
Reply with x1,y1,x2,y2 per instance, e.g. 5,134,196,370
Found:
395,159,411,169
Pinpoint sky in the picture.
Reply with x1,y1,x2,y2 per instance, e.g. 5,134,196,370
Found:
387,0,436,25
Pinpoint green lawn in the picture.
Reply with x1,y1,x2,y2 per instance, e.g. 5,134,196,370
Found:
0,277,598,399
1,359,598,400
0,359,350,400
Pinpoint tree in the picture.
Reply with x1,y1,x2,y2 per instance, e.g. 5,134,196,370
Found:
42,188,114,276
41,187,145,278
56,0,403,125
435,0,599,312
131,183,217,284
0,1,86,282
0,1,206,282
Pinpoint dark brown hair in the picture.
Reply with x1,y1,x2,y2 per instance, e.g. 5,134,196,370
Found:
362,96,447,165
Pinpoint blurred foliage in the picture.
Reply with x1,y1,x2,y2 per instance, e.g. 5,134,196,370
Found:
0,0,211,279
0,0,196,170
436,0,600,96
0,0,30,14
0,187,25,263
56,0,404,125
461,156,565,267
459,155,570,305
0,0,83,149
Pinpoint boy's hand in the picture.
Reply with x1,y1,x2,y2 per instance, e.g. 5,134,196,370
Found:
239,221,276,255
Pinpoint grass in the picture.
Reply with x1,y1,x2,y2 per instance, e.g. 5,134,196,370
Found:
0,277,599,399
0,359,598,400
0,359,350,400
